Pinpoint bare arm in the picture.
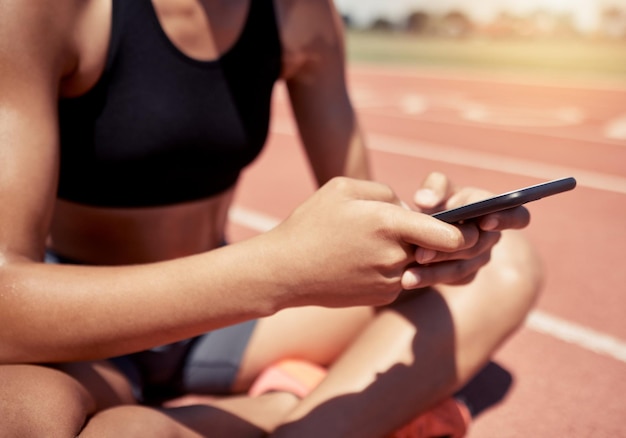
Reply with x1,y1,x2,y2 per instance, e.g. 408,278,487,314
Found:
0,0,516,365
275,2,539,297
0,0,283,363
277,0,370,184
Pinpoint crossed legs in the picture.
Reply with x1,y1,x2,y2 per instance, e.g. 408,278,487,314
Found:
0,232,542,437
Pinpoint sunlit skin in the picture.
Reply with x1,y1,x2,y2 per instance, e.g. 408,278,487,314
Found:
0,0,542,436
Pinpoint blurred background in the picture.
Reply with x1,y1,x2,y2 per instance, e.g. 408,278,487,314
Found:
232,1,625,436
336,0,626,84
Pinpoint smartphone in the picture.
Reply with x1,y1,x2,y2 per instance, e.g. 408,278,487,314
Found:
431,177,577,224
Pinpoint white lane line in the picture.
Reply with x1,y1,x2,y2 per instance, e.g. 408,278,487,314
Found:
400,94,429,115
270,121,626,195
349,64,626,92
605,114,626,141
461,104,585,127
229,206,280,233
229,205,626,364
526,311,626,364
365,133,626,195
356,105,626,148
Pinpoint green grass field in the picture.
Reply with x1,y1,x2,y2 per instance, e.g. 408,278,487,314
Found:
345,31,626,84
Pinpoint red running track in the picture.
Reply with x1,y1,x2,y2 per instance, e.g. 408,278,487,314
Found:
228,64,626,437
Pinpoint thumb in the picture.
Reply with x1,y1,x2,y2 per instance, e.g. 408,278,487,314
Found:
413,171,455,212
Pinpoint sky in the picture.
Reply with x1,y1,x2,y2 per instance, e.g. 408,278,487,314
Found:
334,0,623,32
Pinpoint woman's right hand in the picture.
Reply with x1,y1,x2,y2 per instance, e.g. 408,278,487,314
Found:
261,177,481,309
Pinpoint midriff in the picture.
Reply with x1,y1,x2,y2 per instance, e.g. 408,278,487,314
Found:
48,188,235,265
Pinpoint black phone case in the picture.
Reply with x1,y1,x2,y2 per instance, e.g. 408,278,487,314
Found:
432,177,577,223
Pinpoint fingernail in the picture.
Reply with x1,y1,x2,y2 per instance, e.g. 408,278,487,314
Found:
402,269,421,289
482,217,498,230
416,247,436,264
415,189,438,207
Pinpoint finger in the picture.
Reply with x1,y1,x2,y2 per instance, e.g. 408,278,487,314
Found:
401,252,491,290
414,231,501,264
444,272,478,286
393,208,480,252
444,187,493,211
328,177,405,208
413,171,454,211
479,206,531,231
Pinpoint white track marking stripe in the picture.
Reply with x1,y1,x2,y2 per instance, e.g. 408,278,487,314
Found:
365,133,626,195
350,64,626,92
229,206,280,233
605,114,626,140
526,311,626,363
229,205,626,364
270,122,626,194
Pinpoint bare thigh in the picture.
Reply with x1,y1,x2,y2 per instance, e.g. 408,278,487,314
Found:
232,306,375,392
0,362,134,438
51,360,138,411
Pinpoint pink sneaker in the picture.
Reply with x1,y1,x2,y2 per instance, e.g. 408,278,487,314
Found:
248,359,327,398
250,359,471,438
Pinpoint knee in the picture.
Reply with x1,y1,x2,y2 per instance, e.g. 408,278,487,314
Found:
0,364,93,438
80,406,181,437
81,405,270,438
488,231,544,326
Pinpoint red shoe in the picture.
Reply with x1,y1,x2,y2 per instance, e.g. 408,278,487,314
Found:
391,398,472,438
248,359,327,398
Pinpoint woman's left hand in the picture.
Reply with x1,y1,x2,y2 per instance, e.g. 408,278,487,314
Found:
401,172,531,288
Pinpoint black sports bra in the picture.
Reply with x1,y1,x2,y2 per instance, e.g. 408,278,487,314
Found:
57,0,282,207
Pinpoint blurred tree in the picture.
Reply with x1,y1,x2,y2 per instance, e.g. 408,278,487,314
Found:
485,11,524,38
601,6,626,39
406,11,431,35
370,17,395,32
440,10,474,38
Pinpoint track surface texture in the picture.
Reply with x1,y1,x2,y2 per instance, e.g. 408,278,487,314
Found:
228,64,626,437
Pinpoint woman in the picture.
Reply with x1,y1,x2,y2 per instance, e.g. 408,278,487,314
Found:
0,0,541,436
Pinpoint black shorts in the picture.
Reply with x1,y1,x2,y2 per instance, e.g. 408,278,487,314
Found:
45,251,257,403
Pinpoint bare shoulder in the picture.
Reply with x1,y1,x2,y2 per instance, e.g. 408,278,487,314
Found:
273,0,346,79
0,0,88,80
